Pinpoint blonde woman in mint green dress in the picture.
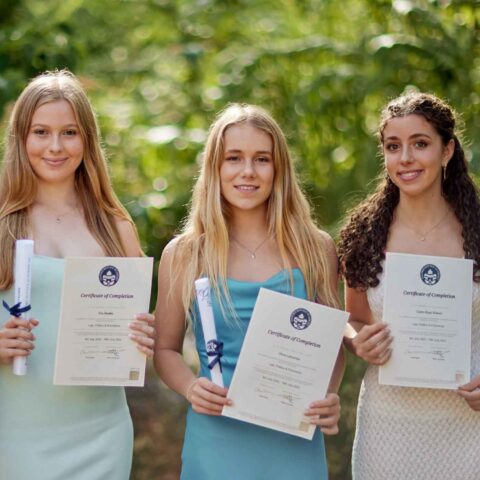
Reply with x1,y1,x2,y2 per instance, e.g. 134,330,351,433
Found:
154,104,344,479
0,71,154,480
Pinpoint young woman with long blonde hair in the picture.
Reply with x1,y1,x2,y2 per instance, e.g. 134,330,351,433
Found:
154,104,343,479
0,70,154,480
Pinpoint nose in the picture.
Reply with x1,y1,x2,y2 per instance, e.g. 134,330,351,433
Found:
241,158,255,177
49,134,62,153
400,145,412,164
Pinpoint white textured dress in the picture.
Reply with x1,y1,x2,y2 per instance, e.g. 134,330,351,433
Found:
352,275,480,480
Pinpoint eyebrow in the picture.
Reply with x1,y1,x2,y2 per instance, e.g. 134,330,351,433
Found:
225,149,272,154
30,123,79,128
384,133,432,141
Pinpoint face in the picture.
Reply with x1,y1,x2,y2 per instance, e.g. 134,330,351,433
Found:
220,122,274,215
26,99,84,186
383,114,454,199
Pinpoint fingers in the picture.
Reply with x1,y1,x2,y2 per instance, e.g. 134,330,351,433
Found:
4,317,38,331
187,377,231,416
0,318,39,364
458,375,480,392
457,380,480,411
304,393,340,435
353,323,393,365
129,313,155,357
0,327,36,342
134,313,155,325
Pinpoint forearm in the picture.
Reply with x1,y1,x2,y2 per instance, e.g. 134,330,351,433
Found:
327,345,345,394
154,348,197,399
343,320,367,355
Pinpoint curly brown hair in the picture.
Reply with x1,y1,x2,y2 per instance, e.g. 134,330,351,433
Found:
338,92,480,289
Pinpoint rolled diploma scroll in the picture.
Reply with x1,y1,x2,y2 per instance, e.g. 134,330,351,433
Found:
194,277,224,387
12,240,34,376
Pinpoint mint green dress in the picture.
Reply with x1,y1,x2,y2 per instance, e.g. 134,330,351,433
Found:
0,256,133,480
181,269,329,480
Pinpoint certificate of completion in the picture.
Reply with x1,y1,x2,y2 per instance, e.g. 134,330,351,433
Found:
54,257,153,387
222,288,348,440
379,252,473,389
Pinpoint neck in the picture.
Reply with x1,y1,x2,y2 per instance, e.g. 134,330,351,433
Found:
396,192,450,226
35,180,78,209
228,208,270,241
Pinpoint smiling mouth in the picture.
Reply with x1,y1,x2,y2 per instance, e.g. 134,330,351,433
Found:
43,157,68,165
235,185,259,191
398,170,422,181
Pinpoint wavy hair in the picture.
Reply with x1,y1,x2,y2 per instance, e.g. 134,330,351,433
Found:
171,103,338,319
0,69,136,289
339,92,480,289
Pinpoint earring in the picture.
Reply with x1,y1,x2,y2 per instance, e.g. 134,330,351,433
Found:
442,164,447,181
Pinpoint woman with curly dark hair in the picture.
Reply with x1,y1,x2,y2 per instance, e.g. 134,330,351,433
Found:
338,92,480,480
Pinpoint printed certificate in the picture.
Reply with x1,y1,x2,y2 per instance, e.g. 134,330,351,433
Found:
379,252,473,389
222,288,348,440
54,257,153,386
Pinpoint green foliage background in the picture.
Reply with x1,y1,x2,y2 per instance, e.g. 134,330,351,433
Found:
1,1,479,478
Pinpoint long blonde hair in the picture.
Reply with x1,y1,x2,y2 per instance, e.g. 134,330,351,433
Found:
0,70,136,289
172,103,338,319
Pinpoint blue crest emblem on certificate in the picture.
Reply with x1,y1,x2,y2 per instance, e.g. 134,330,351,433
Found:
420,264,440,286
290,308,312,330
99,265,120,286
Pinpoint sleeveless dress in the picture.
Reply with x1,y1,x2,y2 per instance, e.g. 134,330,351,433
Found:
181,269,329,480
0,256,133,480
352,272,480,480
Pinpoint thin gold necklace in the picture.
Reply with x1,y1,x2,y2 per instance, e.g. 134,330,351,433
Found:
36,203,79,224
230,234,271,259
396,209,450,242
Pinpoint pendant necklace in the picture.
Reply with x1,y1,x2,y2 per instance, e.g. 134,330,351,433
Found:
37,203,79,224
230,234,271,259
397,209,450,242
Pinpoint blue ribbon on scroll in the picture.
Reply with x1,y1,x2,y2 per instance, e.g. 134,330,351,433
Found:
207,339,224,372
2,300,31,317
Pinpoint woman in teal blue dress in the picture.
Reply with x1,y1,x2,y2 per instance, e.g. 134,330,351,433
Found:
0,70,154,479
154,104,344,479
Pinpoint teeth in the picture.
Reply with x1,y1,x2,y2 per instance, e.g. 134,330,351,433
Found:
236,185,257,191
399,171,420,180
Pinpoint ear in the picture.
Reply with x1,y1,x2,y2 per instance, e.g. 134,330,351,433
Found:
442,138,455,167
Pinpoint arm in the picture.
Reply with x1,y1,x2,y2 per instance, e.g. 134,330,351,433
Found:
153,240,230,415
116,218,155,356
344,285,392,365
305,233,343,434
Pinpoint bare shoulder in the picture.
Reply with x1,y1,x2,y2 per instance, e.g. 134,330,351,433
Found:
157,235,188,299
315,229,338,267
115,218,142,257
160,235,183,262
158,235,188,278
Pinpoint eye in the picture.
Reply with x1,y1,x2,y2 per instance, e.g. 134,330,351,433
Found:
64,129,78,136
255,156,271,163
385,143,399,152
33,128,48,136
414,140,428,148
225,155,241,162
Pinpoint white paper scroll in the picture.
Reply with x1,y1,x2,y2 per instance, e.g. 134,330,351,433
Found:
194,277,224,387
13,239,34,376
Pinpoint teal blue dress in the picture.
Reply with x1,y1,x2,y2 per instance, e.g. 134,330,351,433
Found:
0,256,133,480
181,269,328,480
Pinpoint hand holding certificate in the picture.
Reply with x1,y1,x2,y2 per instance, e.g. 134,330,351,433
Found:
54,257,153,386
379,252,473,389
222,288,348,439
